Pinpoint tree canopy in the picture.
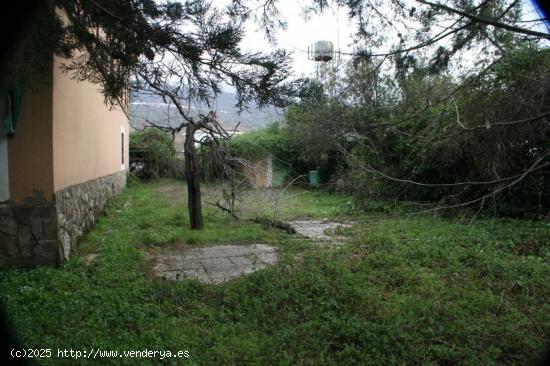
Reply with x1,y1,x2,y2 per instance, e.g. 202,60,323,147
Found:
4,0,299,110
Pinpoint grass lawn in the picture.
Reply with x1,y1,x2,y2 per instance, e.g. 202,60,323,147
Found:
1,179,549,365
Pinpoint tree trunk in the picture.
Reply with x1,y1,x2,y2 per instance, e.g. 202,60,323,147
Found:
184,124,203,229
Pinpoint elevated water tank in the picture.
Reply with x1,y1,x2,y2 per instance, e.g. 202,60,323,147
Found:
313,40,334,62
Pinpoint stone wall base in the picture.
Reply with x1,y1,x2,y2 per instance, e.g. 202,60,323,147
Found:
0,191,58,266
56,171,126,261
0,171,126,267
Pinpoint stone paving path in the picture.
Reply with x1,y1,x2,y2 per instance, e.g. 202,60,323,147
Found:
148,244,277,284
288,219,353,243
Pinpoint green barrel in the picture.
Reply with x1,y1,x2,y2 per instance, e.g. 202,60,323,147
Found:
308,170,320,187
272,168,285,188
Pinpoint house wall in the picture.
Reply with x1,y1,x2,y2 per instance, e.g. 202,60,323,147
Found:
52,55,129,191
1,71,59,266
7,75,55,203
51,55,129,261
1,55,130,267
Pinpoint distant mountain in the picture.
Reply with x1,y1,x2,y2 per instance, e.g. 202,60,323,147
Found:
129,91,283,132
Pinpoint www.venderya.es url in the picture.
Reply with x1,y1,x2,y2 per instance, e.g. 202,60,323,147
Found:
10,348,190,360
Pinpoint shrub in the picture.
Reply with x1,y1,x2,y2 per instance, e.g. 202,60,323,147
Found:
283,47,550,216
129,128,184,180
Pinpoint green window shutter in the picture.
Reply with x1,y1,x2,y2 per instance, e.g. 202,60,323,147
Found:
3,85,23,134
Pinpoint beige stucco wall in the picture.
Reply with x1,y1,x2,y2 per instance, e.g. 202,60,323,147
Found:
8,75,55,203
52,56,129,192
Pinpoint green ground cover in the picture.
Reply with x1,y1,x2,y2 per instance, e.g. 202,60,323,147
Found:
1,179,549,365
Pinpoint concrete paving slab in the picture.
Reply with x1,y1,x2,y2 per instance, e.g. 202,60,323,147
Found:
228,256,254,267
182,267,210,283
288,219,353,244
181,257,203,269
256,251,278,264
147,244,278,284
201,257,233,270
